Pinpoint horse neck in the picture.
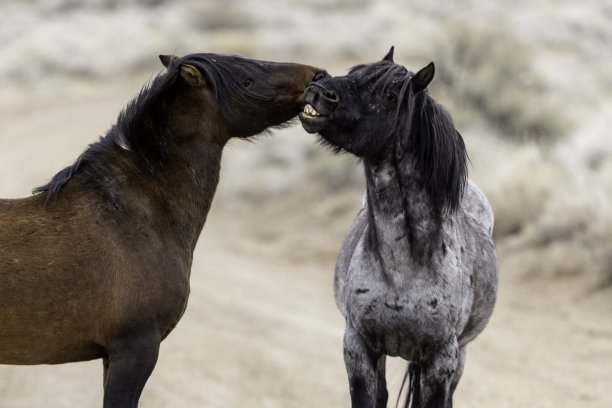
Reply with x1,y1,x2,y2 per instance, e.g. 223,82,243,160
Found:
364,156,444,271
145,134,224,250
86,124,225,255
119,84,229,252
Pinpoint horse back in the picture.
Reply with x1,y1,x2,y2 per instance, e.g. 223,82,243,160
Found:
457,180,498,345
460,179,494,238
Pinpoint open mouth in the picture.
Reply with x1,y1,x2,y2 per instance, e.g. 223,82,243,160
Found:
299,103,330,134
301,104,320,119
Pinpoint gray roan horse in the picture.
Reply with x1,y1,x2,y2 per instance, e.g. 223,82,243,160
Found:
300,47,498,408
0,53,325,407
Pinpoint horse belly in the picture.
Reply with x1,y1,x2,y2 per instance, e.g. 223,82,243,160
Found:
1,330,105,365
0,293,106,364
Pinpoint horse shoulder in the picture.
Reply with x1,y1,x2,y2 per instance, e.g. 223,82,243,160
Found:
335,193,369,316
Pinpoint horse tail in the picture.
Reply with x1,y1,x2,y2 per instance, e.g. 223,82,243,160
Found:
396,362,421,408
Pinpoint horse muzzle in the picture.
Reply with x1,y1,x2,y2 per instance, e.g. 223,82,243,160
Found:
299,82,339,134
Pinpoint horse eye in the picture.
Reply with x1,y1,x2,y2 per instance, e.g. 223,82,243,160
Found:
243,78,254,88
386,92,397,102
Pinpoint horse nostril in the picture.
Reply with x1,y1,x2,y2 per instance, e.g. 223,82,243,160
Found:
323,89,339,103
308,81,339,106
311,70,330,82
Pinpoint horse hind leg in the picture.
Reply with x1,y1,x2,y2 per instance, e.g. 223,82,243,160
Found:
103,333,161,408
445,346,466,408
405,363,421,408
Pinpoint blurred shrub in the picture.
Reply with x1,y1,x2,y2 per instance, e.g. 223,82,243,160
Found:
498,153,612,287
212,127,366,263
471,141,565,238
426,18,568,142
188,3,257,31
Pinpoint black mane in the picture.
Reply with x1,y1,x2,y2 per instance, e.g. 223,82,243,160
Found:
349,61,409,96
32,64,179,202
399,77,467,214
33,53,271,203
351,61,467,213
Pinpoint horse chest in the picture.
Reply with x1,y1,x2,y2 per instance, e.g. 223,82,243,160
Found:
345,245,465,358
106,248,191,339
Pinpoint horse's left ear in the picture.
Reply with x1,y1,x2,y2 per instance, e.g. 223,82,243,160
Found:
412,62,435,93
159,54,179,68
179,64,205,87
382,46,395,63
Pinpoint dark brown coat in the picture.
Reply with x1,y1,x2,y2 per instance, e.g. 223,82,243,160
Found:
1,53,326,407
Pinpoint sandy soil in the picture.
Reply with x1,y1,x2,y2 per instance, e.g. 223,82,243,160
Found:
0,84,610,408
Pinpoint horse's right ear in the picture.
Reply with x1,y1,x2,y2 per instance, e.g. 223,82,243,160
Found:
179,64,205,87
412,62,435,93
383,46,395,63
159,54,178,68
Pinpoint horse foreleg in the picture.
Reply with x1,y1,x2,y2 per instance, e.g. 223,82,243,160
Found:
375,355,388,408
103,356,109,389
419,336,459,408
343,322,382,408
103,333,160,408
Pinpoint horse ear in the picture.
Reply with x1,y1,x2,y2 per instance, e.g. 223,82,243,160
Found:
383,46,395,63
159,54,178,68
179,64,205,87
412,62,435,93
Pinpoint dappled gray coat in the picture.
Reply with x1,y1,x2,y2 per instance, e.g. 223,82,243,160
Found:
300,48,498,408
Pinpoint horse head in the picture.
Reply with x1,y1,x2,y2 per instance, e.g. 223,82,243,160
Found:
159,53,328,142
300,47,466,213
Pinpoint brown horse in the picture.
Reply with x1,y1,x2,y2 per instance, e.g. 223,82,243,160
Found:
0,53,326,407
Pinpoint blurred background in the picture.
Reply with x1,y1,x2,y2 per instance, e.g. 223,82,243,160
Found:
0,0,610,407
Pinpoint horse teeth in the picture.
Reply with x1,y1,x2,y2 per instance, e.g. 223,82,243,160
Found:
304,104,320,117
